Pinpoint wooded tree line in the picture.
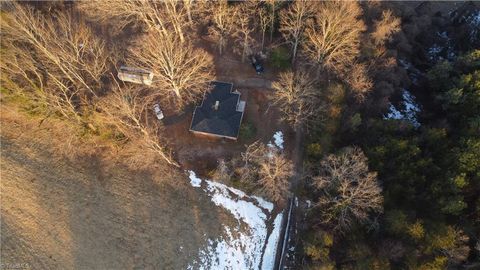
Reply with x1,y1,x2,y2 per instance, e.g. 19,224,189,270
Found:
299,1,479,269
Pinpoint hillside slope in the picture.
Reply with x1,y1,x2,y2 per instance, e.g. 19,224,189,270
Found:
0,128,228,269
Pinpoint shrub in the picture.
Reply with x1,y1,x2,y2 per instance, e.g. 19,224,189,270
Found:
307,143,323,159
407,220,425,240
418,256,447,270
305,245,329,261
239,121,257,141
303,229,334,263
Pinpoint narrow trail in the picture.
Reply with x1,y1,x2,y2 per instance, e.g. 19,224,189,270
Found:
275,126,305,270
292,126,306,188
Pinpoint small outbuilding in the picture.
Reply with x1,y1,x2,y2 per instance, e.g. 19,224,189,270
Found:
117,66,153,86
190,81,246,140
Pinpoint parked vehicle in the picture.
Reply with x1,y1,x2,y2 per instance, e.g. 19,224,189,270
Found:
153,103,164,120
251,55,264,74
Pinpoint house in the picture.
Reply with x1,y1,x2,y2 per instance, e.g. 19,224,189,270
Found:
117,66,154,86
190,81,246,140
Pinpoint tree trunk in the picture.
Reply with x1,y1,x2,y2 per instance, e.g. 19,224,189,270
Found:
270,3,275,42
242,44,247,63
292,39,299,64
173,87,181,98
219,36,224,55
261,31,265,51
242,35,248,63
176,25,185,43
186,6,192,23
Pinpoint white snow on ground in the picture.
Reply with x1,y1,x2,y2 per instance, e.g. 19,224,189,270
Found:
273,131,284,149
261,213,283,270
252,196,274,212
187,171,279,270
306,200,312,208
267,131,284,150
206,180,268,229
189,170,202,187
385,89,421,127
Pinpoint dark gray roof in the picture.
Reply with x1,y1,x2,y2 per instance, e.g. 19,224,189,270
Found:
190,81,244,139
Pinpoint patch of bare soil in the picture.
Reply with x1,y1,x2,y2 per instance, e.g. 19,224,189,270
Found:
0,109,238,269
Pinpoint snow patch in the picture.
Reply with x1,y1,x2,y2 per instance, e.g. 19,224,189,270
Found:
273,131,284,149
207,182,268,229
189,170,202,187
306,200,312,208
261,213,283,270
252,196,274,213
268,131,284,150
187,171,279,270
385,89,421,127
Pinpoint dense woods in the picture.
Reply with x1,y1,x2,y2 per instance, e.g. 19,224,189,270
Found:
1,0,479,269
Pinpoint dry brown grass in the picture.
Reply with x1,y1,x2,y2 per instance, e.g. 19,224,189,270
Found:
0,103,234,269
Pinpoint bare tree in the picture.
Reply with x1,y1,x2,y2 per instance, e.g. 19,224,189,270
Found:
265,0,277,42
312,146,383,232
78,0,191,42
257,5,272,50
99,83,178,167
1,42,53,111
303,1,366,71
346,63,373,101
371,10,401,46
162,0,190,43
1,4,109,123
78,1,163,35
223,141,293,204
212,159,231,183
271,69,321,128
183,0,196,24
233,2,258,62
236,141,269,185
206,0,237,55
258,149,293,204
128,31,214,107
279,0,314,64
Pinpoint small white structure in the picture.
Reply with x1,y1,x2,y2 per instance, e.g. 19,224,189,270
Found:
117,66,153,86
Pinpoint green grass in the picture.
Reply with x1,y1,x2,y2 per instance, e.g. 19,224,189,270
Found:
270,46,291,70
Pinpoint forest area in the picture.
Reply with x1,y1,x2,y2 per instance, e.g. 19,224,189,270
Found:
1,0,479,269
